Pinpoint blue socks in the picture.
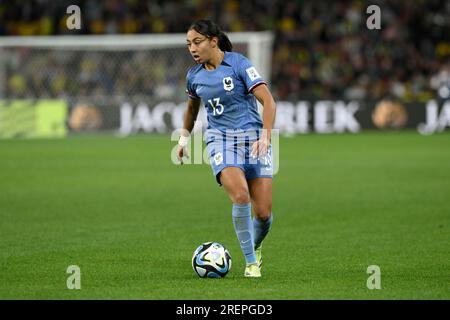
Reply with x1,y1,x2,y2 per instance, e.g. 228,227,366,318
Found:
253,215,273,249
232,203,256,265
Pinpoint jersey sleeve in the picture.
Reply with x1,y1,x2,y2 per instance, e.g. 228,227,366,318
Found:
186,71,200,100
237,55,267,93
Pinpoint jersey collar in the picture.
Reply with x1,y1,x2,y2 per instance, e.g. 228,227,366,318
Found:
221,51,232,67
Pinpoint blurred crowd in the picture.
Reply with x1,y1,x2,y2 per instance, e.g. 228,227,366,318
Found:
1,0,450,101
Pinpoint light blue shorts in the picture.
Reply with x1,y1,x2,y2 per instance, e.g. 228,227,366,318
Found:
205,131,273,186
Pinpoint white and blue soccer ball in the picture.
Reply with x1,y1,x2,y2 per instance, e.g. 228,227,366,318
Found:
192,242,232,278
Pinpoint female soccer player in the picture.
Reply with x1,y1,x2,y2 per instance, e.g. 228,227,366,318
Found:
178,20,276,277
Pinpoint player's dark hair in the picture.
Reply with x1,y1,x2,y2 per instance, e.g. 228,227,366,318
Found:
189,19,233,52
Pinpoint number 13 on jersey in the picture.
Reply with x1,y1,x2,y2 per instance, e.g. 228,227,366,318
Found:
208,98,224,116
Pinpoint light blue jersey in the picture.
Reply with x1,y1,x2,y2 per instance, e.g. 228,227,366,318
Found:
186,51,266,132
185,51,272,185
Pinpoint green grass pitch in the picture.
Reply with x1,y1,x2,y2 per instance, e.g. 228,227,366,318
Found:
0,132,449,299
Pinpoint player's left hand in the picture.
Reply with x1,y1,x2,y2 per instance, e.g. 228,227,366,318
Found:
251,130,270,160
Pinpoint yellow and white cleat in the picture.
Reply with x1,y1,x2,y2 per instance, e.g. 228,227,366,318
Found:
255,244,263,268
244,263,261,278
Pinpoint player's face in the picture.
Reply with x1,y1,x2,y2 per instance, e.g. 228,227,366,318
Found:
186,29,216,64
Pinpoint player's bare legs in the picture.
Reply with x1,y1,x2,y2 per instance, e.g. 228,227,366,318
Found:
248,177,273,268
248,177,272,221
220,167,260,277
220,167,250,204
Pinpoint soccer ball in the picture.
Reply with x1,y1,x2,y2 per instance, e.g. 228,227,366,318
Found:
192,242,232,278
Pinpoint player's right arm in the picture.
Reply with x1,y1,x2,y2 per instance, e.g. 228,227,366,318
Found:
177,98,201,164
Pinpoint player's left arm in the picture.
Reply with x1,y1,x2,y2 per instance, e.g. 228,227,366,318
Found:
251,84,276,159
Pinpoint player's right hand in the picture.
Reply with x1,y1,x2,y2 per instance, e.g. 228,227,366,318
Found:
177,145,189,165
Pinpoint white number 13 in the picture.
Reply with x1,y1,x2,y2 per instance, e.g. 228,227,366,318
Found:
207,98,224,116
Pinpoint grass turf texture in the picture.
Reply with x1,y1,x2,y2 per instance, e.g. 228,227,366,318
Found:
0,132,448,299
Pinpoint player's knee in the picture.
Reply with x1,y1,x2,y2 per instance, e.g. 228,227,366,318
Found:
232,190,251,204
258,212,272,222
255,205,272,221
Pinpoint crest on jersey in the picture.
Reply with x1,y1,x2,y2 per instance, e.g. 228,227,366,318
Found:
223,77,234,91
